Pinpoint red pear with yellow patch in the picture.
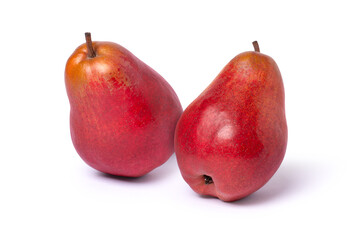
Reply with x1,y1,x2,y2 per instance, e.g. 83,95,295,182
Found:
65,33,182,177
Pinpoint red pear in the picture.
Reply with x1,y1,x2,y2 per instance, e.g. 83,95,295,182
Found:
174,41,287,201
65,33,182,177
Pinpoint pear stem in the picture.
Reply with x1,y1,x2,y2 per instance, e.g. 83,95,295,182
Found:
85,32,96,58
252,41,260,52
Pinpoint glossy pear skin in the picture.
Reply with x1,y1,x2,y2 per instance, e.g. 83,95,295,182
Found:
175,50,287,201
65,41,182,177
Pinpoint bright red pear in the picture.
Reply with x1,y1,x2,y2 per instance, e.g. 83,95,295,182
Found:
65,33,183,177
174,41,287,201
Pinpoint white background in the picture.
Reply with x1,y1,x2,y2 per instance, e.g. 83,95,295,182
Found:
1,0,359,239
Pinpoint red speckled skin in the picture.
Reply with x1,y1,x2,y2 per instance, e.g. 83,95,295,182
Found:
65,41,182,177
174,50,287,201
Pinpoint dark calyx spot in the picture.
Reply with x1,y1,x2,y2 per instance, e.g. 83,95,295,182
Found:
203,175,214,185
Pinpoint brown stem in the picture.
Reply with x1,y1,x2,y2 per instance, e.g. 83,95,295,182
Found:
252,41,260,52
85,32,96,58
